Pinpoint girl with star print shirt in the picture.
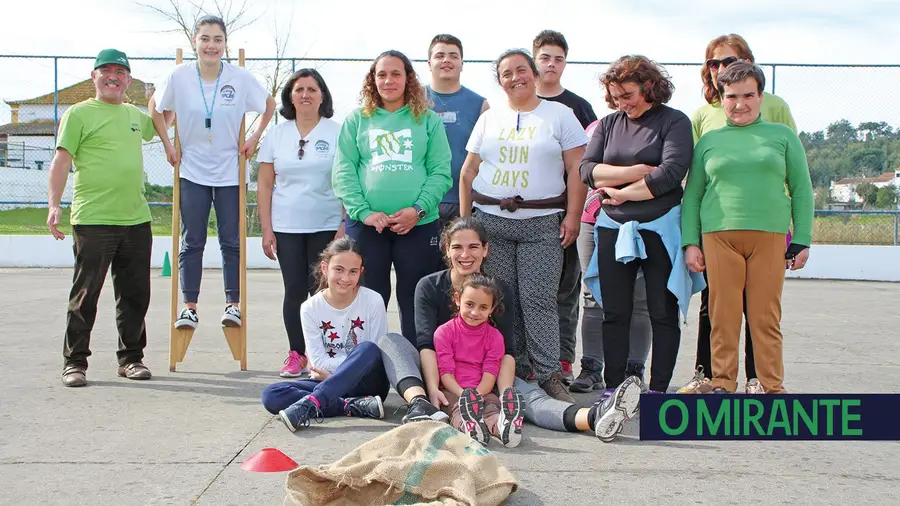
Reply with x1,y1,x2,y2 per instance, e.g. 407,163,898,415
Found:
301,286,388,373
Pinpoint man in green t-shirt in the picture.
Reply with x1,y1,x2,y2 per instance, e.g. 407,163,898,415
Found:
48,48,166,387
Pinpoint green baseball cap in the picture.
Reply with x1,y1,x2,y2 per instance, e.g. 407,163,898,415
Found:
94,49,130,71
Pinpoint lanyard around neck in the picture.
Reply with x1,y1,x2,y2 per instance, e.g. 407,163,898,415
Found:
196,61,223,129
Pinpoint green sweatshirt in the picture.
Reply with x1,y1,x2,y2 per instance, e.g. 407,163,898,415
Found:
691,92,796,143
332,105,452,224
681,115,814,247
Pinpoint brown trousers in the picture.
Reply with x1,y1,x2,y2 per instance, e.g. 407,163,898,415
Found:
442,390,502,436
703,231,787,393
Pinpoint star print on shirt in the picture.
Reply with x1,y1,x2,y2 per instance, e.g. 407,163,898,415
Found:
328,332,340,342
320,321,334,332
327,349,336,358
403,139,413,150
351,317,365,330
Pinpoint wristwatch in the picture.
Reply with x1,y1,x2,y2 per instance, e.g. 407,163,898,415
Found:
412,204,427,221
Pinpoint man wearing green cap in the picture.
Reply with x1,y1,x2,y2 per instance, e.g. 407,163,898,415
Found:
47,49,167,387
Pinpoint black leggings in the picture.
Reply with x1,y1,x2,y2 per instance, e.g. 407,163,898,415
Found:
275,231,335,354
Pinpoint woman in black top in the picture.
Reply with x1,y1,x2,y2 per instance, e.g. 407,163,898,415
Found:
580,55,694,395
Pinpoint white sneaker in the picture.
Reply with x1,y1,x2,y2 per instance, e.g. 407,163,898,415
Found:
175,307,198,329
221,305,242,327
745,378,765,394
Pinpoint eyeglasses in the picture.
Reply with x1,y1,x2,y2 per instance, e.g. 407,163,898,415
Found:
298,139,308,160
706,56,740,69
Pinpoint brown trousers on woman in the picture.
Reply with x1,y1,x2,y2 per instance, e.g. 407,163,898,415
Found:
703,231,787,393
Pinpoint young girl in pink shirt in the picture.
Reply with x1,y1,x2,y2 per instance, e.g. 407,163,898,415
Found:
434,274,524,448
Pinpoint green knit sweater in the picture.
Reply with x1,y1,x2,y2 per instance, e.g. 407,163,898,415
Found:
681,115,814,247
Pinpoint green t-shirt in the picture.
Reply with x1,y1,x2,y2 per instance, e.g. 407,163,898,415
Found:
681,116,814,248
690,92,796,144
57,99,156,225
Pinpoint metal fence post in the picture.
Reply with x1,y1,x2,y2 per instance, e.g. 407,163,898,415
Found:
771,64,777,95
894,213,899,246
53,56,59,145
291,58,295,73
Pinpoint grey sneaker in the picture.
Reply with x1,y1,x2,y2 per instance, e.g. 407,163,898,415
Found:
745,378,765,394
175,307,198,329
343,396,384,419
221,305,241,327
592,376,642,443
570,360,604,393
625,362,649,394
278,396,323,432
496,387,524,448
458,388,490,446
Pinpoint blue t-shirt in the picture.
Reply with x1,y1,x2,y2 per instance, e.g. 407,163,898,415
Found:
427,85,485,204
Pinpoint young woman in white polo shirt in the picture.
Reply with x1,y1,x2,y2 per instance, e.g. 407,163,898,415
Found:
150,15,276,330
257,69,344,377
459,49,588,403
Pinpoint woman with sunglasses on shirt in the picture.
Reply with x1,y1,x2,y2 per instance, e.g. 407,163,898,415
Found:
678,33,798,395
257,69,345,378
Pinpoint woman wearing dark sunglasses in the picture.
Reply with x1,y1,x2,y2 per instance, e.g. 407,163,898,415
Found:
678,34,799,394
257,68,345,378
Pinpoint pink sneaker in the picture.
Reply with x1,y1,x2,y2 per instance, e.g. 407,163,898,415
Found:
280,351,308,378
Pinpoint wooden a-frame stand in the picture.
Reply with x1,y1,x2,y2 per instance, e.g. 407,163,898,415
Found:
169,47,249,372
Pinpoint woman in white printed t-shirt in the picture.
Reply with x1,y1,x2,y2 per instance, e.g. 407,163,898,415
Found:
257,69,344,378
459,49,588,403
150,15,276,330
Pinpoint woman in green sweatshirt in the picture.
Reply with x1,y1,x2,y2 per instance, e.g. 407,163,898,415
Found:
681,62,814,395
679,33,799,396
332,50,452,346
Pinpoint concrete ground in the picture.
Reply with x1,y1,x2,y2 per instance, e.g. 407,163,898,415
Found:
1,268,898,505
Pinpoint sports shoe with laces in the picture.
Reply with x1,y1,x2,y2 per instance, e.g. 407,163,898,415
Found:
677,366,714,394
401,397,449,424
278,396,323,432
745,378,765,394
539,371,576,404
458,388,490,446
570,366,604,393
343,396,384,419
560,360,575,385
625,362,649,394
280,351,308,378
175,307,198,330
592,375,642,443
496,387,524,448
221,305,242,327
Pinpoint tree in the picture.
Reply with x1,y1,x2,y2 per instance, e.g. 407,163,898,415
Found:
875,185,899,209
138,0,261,60
826,119,858,145
856,182,879,208
857,121,893,142
848,148,886,178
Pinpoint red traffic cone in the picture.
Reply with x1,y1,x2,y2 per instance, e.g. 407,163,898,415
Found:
240,448,299,473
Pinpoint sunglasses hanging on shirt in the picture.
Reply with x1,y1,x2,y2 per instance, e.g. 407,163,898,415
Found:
298,139,308,160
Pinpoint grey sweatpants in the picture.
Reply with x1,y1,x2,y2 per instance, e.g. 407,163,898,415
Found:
376,333,572,432
577,221,652,373
476,211,563,382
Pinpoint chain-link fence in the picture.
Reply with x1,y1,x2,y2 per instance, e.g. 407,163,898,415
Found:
2,54,899,243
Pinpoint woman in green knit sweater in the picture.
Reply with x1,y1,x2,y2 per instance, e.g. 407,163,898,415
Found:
681,62,813,394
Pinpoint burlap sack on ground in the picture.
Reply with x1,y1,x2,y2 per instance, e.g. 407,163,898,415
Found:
284,421,517,506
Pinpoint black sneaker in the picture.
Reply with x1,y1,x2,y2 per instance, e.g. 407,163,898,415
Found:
175,307,198,329
278,396,323,432
570,363,605,393
221,305,242,327
592,376,642,443
458,388,490,446
343,396,384,419
401,397,449,424
625,362,649,394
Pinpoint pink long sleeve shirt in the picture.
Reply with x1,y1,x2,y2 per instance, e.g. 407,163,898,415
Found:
434,315,505,389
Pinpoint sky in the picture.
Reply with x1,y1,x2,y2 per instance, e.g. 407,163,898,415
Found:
2,0,900,134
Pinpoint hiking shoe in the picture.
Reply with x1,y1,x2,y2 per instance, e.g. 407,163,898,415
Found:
117,362,152,380
62,364,87,387
280,351,308,378
539,372,576,404
343,396,385,419
560,360,575,385
570,367,604,393
278,396,323,432
221,305,242,327
496,387,524,448
745,378,765,394
592,376,642,443
175,307,198,329
458,388,490,446
401,397,449,424
677,366,713,394
625,362,649,394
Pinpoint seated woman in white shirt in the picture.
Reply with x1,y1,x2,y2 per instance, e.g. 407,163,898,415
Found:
257,69,344,378
259,238,390,432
